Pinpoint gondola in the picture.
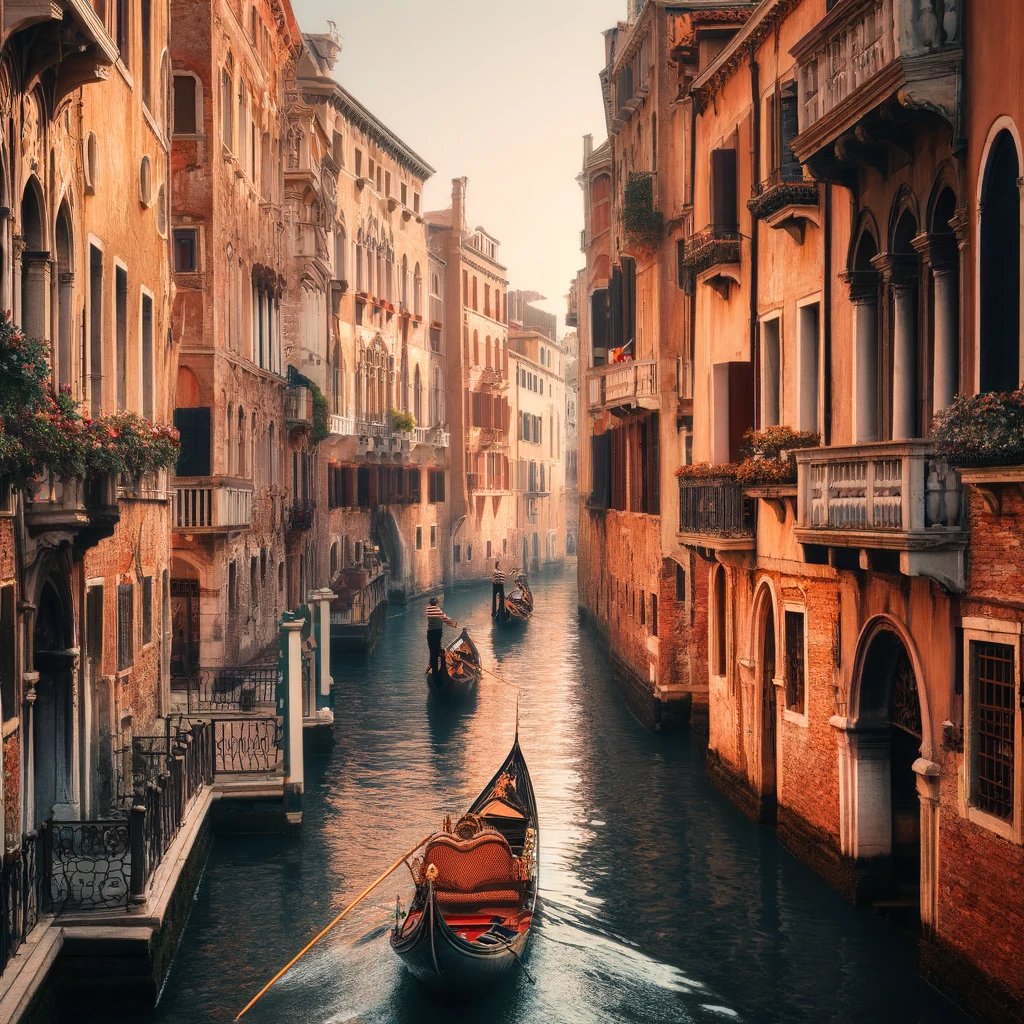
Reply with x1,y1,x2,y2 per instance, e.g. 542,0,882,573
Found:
390,735,538,998
426,628,482,697
498,571,533,625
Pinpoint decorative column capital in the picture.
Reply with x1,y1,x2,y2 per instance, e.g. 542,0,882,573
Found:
840,269,879,304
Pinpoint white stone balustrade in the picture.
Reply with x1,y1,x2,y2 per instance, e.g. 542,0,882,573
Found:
172,478,253,531
586,359,659,414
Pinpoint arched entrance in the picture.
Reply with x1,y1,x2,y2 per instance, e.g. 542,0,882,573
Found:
374,509,403,599
855,627,924,914
170,558,200,688
32,573,75,826
757,593,778,821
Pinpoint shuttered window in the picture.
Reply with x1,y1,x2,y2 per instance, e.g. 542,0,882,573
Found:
117,583,134,671
711,148,738,234
142,576,153,645
174,407,211,476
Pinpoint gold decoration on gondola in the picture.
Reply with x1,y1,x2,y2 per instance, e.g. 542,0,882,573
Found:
454,813,484,839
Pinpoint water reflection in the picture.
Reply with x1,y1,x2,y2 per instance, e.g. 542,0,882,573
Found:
118,570,966,1024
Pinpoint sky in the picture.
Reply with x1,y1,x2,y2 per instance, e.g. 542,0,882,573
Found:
289,0,626,336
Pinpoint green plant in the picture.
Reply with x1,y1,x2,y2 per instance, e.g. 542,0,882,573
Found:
746,180,820,221
623,173,663,250
310,383,329,445
391,408,415,433
933,390,1024,467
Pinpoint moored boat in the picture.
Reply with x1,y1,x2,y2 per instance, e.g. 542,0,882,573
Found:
390,737,538,997
425,628,482,696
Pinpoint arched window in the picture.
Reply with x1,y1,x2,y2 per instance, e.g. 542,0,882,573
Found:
226,402,234,474
55,204,73,392
220,60,233,149
401,254,409,308
431,366,444,426
332,343,341,415
413,263,422,316
330,542,339,577
250,410,257,484
20,179,45,343
335,225,346,282
268,421,276,483
473,331,480,365
485,336,492,368
712,564,727,677
414,365,423,425
237,406,246,477
980,129,1021,393
173,73,200,135
355,234,364,291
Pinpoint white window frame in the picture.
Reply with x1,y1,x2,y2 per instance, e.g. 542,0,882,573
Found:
759,309,783,429
961,616,1023,842
796,293,822,434
781,601,809,727
709,563,728,683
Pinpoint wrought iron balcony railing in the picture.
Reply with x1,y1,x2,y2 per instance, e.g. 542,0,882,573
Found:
284,386,313,429
585,359,658,414
289,497,316,531
677,477,755,542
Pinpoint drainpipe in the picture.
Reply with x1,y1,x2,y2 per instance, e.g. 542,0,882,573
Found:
823,182,833,445
749,51,761,427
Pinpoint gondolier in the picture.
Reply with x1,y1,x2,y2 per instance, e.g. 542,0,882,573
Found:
426,598,456,678
491,560,506,619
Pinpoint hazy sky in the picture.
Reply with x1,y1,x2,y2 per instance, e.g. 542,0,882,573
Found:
290,0,625,335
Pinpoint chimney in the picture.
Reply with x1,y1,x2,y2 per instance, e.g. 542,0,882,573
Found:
451,176,467,235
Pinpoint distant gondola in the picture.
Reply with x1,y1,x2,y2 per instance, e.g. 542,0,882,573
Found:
498,570,533,625
390,736,538,997
426,628,482,697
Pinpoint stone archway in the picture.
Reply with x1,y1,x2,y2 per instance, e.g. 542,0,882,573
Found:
838,621,931,918
374,509,404,599
753,585,778,822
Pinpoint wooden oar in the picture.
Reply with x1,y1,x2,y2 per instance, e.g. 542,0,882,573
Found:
235,834,433,1019
479,663,520,690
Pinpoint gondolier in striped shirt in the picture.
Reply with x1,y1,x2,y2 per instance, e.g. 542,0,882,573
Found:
491,560,506,619
426,597,456,678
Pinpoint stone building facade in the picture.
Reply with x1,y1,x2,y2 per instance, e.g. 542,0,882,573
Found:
576,0,1023,1017
293,30,450,602
427,179,513,582
508,328,568,572
0,0,178,847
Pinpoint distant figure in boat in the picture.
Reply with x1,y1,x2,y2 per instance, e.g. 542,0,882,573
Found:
426,598,456,679
491,560,506,620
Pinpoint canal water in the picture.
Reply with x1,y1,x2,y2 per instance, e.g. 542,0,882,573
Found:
137,569,965,1023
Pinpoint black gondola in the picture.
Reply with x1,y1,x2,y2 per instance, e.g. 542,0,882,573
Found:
390,735,538,997
498,570,533,625
426,628,482,697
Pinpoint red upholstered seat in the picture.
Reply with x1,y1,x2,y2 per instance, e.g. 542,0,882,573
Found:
422,832,523,906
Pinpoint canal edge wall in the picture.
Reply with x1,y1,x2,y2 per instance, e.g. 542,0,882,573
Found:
0,783,297,1023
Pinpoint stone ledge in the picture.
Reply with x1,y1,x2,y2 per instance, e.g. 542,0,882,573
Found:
0,920,62,1024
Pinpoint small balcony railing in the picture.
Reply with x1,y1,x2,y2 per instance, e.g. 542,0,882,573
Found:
429,295,443,325
794,440,967,590
24,471,119,539
678,477,755,540
585,359,658,414
466,365,508,390
284,386,313,429
289,497,316,531
413,426,450,448
681,228,741,279
172,478,253,532
329,414,355,437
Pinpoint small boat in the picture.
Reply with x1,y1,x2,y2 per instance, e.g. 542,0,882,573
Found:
426,628,482,697
499,571,533,624
390,736,538,997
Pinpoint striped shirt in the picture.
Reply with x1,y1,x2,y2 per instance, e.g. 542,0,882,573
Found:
426,604,445,629
492,569,506,584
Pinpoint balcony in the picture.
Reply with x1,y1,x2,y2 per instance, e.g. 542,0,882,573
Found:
24,471,119,543
794,440,966,591
791,0,961,176
172,478,253,533
469,426,507,450
429,295,443,327
413,426,450,448
329,414,356,437
285,387,313,430
747,171,821,245
289,498,316,532
585,359,658,416
681,229,742,298
677,477,756,558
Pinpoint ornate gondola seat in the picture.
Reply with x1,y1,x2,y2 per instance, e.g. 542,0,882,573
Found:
422,832,524,907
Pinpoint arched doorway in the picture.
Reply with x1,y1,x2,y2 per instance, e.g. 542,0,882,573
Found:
374,509,403,599
32,574,75,826
170,558,200,689
857,628,923,913
757,593,778,821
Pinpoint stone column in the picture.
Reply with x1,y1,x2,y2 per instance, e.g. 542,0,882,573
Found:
932,267,959,412
914,757,941,935
281,619,304,824
831,716,892,858
892,283,917,440
314,588,334,701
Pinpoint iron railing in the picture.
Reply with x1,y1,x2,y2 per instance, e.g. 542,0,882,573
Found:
0,832,42,975
678,477,755,538
213,718,284,773
186,666,278,713
289,498,316,531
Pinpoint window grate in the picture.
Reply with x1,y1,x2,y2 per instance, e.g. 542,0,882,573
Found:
117,583,134,671
785,610,805,713
974,641,1015,821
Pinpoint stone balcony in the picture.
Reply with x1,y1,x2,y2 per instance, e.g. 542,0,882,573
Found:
284,387,313,430
791,0,962,177
681,229,742,298
747,171,821,245
466,365,508,391
585,359,658,416
794,440,966,591
172,478,254,534
676,477,756,561
24,471,119,544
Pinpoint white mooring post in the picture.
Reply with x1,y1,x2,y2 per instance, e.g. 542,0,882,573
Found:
282,618,305,824
315,588,334,701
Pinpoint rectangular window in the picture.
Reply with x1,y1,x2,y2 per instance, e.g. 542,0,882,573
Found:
173,75,197,134
0,586,15,721
355,149,363,177
710,147,738,234
761,316,781,428
454,544,461,564
174,228,198,273
141,0,152,109
117,0,129,61
798,302,820,434
141,576,153,645
401,182,408,205
416,526,422,551
413,191,421,213
430,525,437,549
972,641,1016,821
784,610,806,713
141,292,154,421
228,561,237,611
115,266,128,411
90,246,103,417
676,564,686,603
117,583,134,670
651,593,658,637
467,544,473,562
173,406,211,477
385,170,391,197
428,469,446,503
486,540,492,559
